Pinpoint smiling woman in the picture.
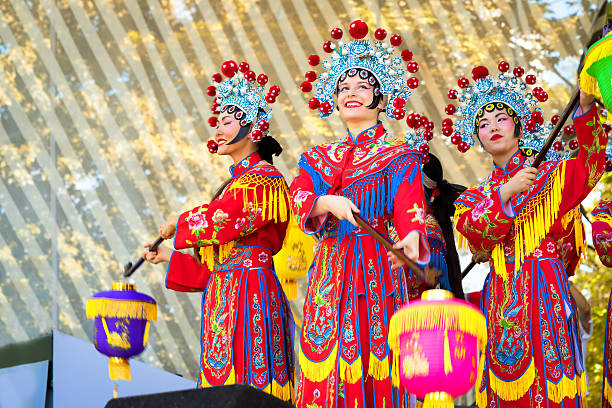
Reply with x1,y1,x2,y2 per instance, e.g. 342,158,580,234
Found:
290,20,431,408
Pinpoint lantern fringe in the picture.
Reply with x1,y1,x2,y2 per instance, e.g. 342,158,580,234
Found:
143,321,150,347
368,353,389,380
298,341,338,382
388,303,487,355
443,329,453,375
272,379,294,402
86,298,157,321
546,373,581,403
392,353,400,387
109,357,131,381
279,279,297,300
339,356,363,384
604,376,612,406
423,392,454,408
580,31,612,98
488,357,535,401
511,162,565,274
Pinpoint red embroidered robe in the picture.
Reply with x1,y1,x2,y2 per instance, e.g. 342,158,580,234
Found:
290,123,430,408
455,104,607,408
166,152,294,401
591,198,612,407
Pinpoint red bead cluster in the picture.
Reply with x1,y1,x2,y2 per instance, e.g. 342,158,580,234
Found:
406,112,435,162
206,60,279,151
302,20,417,120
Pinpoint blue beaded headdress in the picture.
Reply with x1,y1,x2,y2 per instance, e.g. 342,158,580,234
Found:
444,63,567,160
300,20,420,120
206,60,279,148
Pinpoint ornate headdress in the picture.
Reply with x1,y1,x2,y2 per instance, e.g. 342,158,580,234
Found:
300,19,420,120
443,63,573,161
206,60,279,153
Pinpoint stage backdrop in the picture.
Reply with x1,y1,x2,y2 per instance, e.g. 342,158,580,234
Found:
0,0,604,382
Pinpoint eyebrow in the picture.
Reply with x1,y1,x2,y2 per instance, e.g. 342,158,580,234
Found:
340,80,369,87
479,112,507,123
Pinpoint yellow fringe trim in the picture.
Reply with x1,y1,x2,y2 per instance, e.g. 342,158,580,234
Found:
200,365,236,388
392,352,400,387
604,376,612,406
453,204,471,251
86,298,157,321
444,329,453,375
339,356,363,384
271,380,294,403
474,349,487,407
513,161,566,274
299,341,338,382
368,353,390,380
488,357,535,401
546,374,581,403
423,392,454,408
280,279,297,300
562,206,586,262
475,385,487,408
491,244,507,281
108,357,131,381
199,241,236,270
388,301,487,354
231,173,289,224
580,31,612,99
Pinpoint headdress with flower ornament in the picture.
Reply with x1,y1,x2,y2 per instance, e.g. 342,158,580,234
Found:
205,60,280,153
443,62,572,162
404,112,436,163
300,19,420,120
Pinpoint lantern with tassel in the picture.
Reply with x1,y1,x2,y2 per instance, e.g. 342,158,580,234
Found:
388,289,487,407
580,4,612,110
86,283,157,381
273,220,315,300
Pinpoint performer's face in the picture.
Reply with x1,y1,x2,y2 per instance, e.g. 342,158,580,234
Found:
215,112,244,155
477,108,520,156
336,75,382,124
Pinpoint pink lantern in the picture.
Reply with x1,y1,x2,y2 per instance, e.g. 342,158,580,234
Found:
388,289,487,407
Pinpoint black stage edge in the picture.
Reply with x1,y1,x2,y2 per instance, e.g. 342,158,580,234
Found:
105,384,293,408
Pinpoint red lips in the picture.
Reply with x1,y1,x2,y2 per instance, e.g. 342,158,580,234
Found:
490,133,502,141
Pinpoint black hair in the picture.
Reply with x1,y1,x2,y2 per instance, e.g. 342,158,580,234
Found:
335,68,383,110
258,135,283,165
474,102,522,143
422,154,467,299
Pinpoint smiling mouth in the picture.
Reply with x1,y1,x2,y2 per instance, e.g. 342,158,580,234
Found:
216,138,227,146
490,134,502,141
345,101,362,108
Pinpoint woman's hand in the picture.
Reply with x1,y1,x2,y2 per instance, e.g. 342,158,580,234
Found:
387,230,420,268
499,167,538,203
472,252,491,264
159,215,177,239
142,243,172,264
315,195,360,226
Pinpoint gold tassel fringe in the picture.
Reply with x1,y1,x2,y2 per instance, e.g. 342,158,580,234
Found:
392,352,400,387
199,241,235,270
298,341,338,382
339,356,363,384
368,353,390,380
200,365,236,388
488,358,535,401
453,204,470,251
475,385,487,408
423,392,454,408
231,174,289,224
604,376,612,406
513,162,566,274
546,374,581,403
280,279,297,300
271,380,293,402
491,244,507,281
109,357,131,381
86,298,157,321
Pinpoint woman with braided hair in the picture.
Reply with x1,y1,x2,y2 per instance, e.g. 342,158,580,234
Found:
141,61,294,401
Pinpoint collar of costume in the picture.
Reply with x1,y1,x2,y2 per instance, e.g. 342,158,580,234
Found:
207,60,278,143
300,19,419,120
230,151,261,178
347,122,384,144
492,149,526,176
444,64,567,161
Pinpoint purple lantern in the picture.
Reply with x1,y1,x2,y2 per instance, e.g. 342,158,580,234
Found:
86,283,157,381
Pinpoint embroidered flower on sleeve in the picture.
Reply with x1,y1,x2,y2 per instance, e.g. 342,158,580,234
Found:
533,248,543,258
471,195,494,222
293,190,311,204
243,259,252,267
258,252,269,262
187,212,207,231
212,209,229,223
547,242,556,253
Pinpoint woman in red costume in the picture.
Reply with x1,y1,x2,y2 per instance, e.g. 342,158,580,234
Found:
449,63,606,408
141,61,294,401
291,20,431,408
